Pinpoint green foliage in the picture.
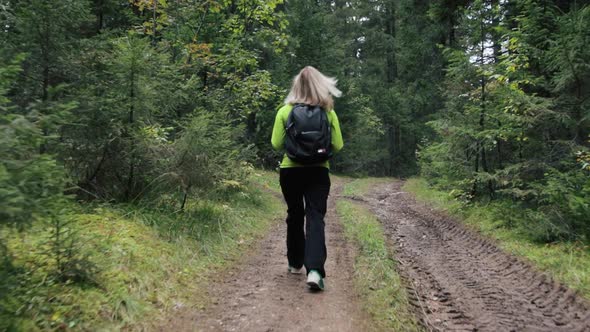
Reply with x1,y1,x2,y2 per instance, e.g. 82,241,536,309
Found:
419,1,590,241
0,58,98,332
335,93,386,175
146,110,255,208
0,56,68,228
45,203,98,283
66,34,186,200
527,167,590,241
6,0,92,102
546,5,590,143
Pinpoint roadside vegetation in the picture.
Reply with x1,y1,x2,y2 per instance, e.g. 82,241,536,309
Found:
250,169,282,195
0,177,282,331
337,180,422,331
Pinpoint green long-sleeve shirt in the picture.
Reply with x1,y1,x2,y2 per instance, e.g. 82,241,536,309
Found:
271,104,344,168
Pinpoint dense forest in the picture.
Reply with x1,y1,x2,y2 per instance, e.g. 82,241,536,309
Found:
1,0,589,329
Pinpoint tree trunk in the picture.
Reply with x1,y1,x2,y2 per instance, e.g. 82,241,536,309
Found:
180,186,190,211
385,3,396,83
491,0,501,62
124,64,136,201
40,12,51,154
96,0,104,32
152,0,158,44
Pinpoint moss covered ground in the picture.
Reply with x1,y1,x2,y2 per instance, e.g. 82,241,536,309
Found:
1,173,283,331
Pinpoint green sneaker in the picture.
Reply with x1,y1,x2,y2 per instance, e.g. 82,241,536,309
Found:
306,270,325,291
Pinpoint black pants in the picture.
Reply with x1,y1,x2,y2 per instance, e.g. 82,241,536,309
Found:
279,167,331,278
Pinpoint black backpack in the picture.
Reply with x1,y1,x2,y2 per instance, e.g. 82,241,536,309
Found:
284,104,332,164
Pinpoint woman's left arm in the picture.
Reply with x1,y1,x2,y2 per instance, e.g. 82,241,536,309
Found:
330,110,344,153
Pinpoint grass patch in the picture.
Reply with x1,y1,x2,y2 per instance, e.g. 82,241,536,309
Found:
341,177,387,197
404,177,590,300
248,168,281,194
1,178,283,331
336,199,422,331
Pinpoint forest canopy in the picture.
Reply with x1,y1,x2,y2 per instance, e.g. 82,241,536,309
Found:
0,0,589,270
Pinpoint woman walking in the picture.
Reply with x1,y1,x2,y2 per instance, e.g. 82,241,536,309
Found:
271,66,343,291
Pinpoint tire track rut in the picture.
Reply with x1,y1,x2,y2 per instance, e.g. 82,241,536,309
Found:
359,180,590,332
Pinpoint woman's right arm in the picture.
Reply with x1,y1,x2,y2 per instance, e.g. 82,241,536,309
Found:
271,108,286,151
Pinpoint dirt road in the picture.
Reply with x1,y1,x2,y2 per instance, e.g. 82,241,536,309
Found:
179,182,370,332
360,180,590,332
166,178,590,332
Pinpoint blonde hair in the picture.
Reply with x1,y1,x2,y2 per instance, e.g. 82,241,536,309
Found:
284,66,342,111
